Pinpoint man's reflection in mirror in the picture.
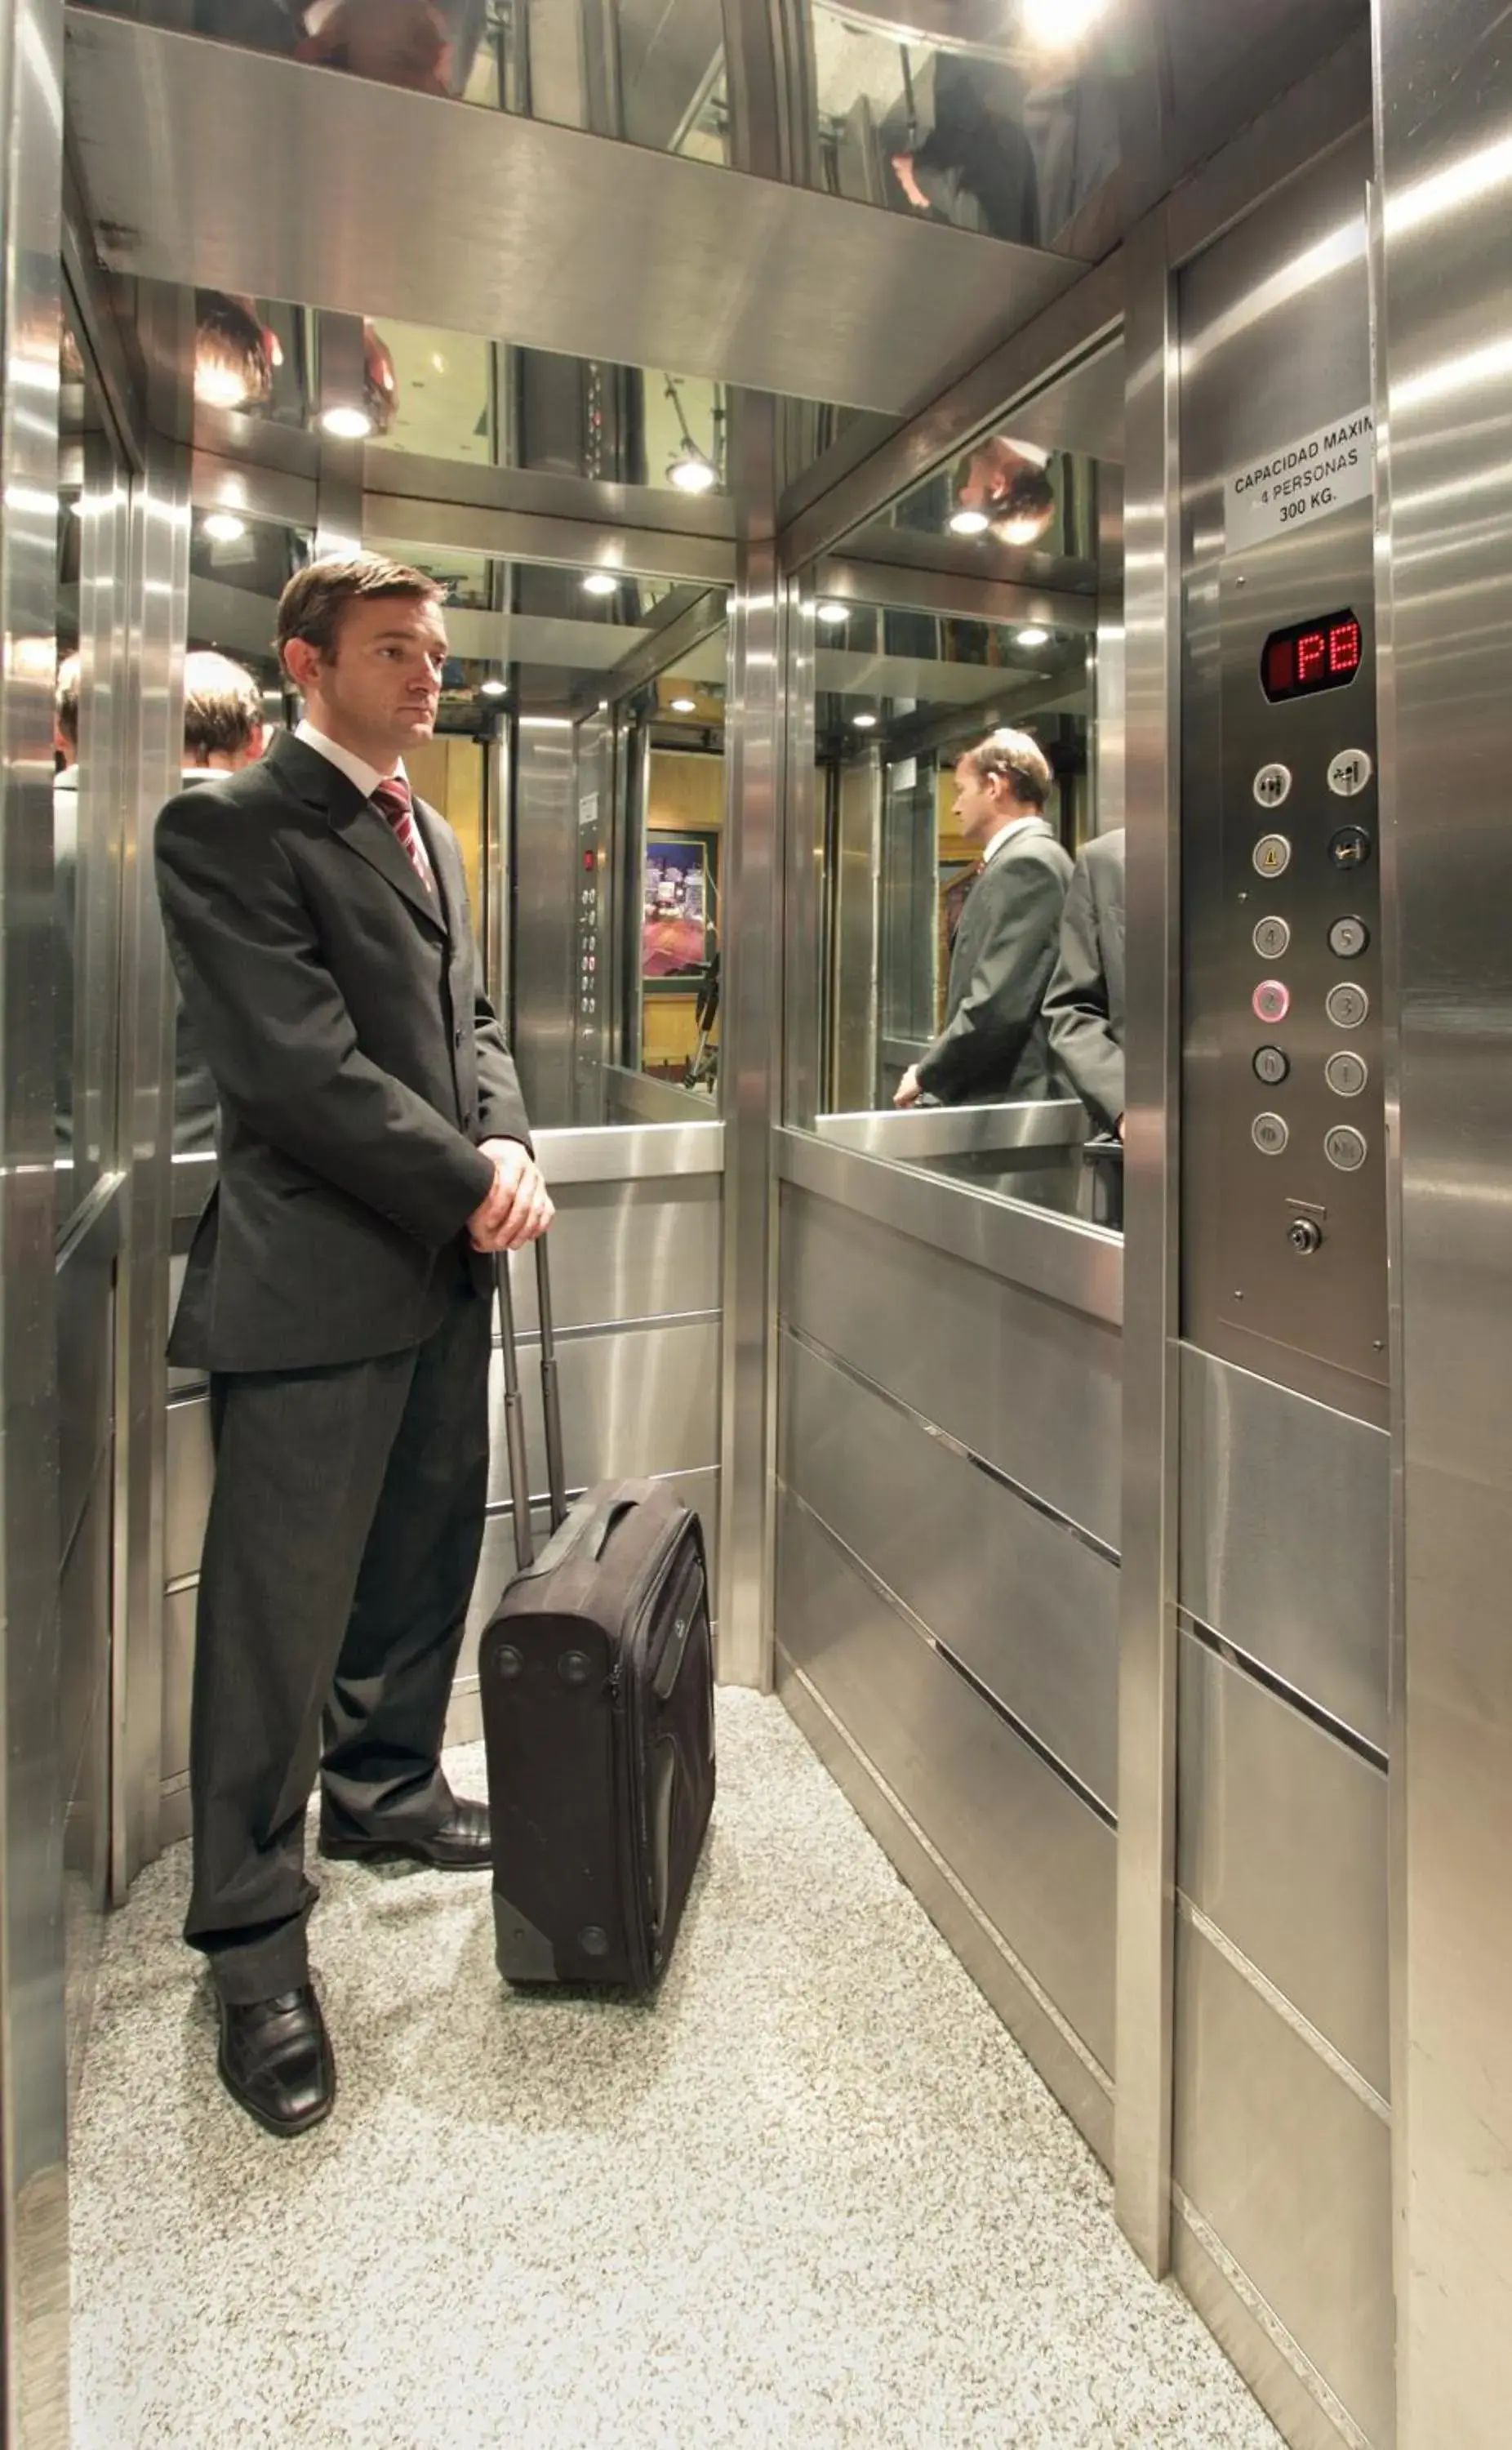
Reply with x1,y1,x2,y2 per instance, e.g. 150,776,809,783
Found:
884,21,1038,243
896,728,1071,1111
193,0,483,97
173,653,268,1154
194,292,279,413
53,653,82,1160
954,436,1056,548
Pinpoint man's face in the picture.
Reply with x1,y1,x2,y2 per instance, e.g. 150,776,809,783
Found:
309,594,447,761
953,757,1010,844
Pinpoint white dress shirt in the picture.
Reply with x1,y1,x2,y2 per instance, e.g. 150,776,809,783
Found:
980,811,1040,866
295,718,402,801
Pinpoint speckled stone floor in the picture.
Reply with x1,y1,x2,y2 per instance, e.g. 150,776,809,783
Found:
70,1689,1283,2450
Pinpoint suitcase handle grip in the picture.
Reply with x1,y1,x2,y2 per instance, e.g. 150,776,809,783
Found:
583,1492,639,1562
494,1239,567,1570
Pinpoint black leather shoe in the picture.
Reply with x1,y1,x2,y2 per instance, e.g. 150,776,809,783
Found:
318,1796,491,1870
216,1985,335,2139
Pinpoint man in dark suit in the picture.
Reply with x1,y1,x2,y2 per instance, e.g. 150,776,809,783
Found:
1044,826,1127,1137
155,556,551,2139
896,728,1073,1109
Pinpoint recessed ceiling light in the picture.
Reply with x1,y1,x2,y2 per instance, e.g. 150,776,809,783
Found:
852,711,878,730
667,443,718,494
480,678,508,698
1022,0,1107,46
582,571,618,597
321,405,372,441
202,510,247,545
1016,626,1051,648
816,601,850,626
949,509,990,537
670,696,697,714
195,367,254,410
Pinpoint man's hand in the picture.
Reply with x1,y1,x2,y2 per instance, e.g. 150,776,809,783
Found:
892,154,931,211
1116,1113,1125,1143
466,1138,554,1253
894,1066,923,1109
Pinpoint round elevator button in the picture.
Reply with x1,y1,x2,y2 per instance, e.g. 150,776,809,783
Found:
1326,981,1370,1029
1327,915,1369,959
1252,979,1291,1025
1253,1045,1290,1086
1326,1051,1369,1098
1329,824,1372,871
1252,832,1292,879
1327,747,1373,798
1324,1124,1368,1171
1252,915,1291,960
1252,1112,1289,1156
1253,763,1293,809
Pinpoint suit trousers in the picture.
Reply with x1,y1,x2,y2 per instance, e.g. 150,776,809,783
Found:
185,1272,492,2002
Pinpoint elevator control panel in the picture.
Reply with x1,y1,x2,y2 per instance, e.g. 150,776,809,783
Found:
573,784,607,1120
1215,506,1386,1387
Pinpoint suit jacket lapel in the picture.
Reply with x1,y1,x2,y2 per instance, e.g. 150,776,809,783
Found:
265,732,447,933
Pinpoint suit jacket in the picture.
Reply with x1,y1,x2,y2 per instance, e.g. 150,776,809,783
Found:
915,816,1073,1104
1043,827,1126,1132
155,729,530,1374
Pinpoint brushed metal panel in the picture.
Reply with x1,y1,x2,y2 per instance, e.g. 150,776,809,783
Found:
780,1180,1122,1548
512,719,576,1131
1172,2209,1365,2450
64,12,1078,416
164,1396,215,1591
535,1120,723,1183
1114,210,1182,2274
1179,1344,1389,1748
814,1098,1087,1162
780,1330,1118,1808
778,1129,1123,1327
1376,9,1512,2439
777,1649,1114,2170
159,1583,198,1799
1179,1631,1389,2100
56,1203,116,1564
486,1316,718,1508
1175,1916,1394,2449
59,1463,112,1845
777,1489,1116,2072
505,1173,721,1333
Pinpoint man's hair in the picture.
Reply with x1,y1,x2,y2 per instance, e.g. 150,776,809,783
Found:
55,651,81,753
183,651,265,759
958,726,1053,811
986,465,1056,545
193,291,273,412
275,555,442,669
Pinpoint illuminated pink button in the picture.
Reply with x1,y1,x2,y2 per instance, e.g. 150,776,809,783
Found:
1252,978,1291,1025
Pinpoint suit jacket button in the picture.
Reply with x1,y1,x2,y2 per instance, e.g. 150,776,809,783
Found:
454,1028,464,1047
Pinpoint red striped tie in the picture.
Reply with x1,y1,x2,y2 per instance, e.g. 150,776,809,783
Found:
371,776,434,894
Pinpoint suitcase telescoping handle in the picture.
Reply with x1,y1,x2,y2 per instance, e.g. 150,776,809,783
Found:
494,1238,568,1570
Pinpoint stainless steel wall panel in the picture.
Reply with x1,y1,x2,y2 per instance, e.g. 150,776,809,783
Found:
715,401,781,1689
1172,2207,1369,2450
777,1646,1114,2171
1180,1632,1389,2099
55,1197,118,1566
780,1182,1122,1549
65,11,1078,419
1113,208,1183,2276
163,1397,215,1592
1,0,68,2411
505,1174,721,1335
776,1490,1116,2077
1175,1915,1394,2449
1376,7,1512,2437
780,1330,1119,1809
485,1317,719,1509
159,1583,196,1805
1179,1344,1389,1750
510,719,576,1132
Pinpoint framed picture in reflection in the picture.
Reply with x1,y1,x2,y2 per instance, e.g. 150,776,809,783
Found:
643,832,714,985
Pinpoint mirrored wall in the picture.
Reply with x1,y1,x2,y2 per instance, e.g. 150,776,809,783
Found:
788,335,1124,1227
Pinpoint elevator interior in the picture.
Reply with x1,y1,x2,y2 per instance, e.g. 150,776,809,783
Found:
7,2,1512,2447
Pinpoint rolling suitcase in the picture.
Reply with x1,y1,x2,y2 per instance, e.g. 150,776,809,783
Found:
478,1241,716,1993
